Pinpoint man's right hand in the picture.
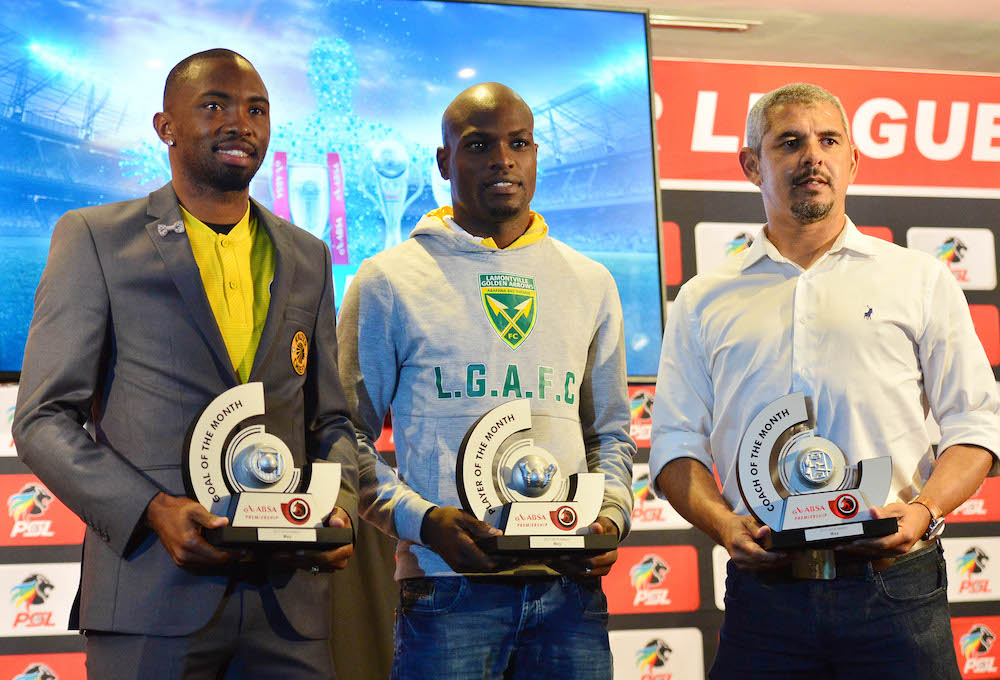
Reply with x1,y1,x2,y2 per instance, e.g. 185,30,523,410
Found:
145,492,234,568
420,506,504,573
720,514,790,571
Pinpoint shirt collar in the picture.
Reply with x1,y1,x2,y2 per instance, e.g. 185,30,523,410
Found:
181,204,254,244
739,215,873,271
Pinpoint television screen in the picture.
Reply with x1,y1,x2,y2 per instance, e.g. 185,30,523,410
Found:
0,0,662,377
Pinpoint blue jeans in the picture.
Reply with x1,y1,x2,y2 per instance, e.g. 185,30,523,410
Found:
711,543,960,680
391,576,612,680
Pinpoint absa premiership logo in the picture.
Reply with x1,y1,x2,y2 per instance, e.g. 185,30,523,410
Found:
630,554,671,606
9,574,56,629
961,624,998,674
13,664,58,680
7,484,55,538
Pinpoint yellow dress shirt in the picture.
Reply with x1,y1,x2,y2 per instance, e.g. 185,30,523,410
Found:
181,205,275,383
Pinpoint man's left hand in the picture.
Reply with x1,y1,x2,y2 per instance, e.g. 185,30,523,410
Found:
271,508,354,573
835,501,930,558
547,517,620,577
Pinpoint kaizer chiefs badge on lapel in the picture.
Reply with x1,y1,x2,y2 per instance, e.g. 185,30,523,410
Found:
291,331,308,375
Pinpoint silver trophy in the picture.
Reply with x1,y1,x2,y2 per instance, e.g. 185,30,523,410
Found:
288,163,332,242
736,393,897,551
456,400,616,555
360,139,424,251
183,383,351,550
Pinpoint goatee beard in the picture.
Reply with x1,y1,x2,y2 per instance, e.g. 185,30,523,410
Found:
791,199,833,224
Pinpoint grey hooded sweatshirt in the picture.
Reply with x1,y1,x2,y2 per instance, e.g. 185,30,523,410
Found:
337,207,635,580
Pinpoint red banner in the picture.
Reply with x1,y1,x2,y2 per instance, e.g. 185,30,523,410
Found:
0,654,85,680
953,616,1000,678
653,59,1000,194
605,545,700,614
0,475,83,547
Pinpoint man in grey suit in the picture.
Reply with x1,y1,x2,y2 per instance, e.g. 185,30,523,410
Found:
12,49,358,678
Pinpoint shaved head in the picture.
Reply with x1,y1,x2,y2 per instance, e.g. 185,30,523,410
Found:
441,82,533,147
435,82,537,244
163,48,254,110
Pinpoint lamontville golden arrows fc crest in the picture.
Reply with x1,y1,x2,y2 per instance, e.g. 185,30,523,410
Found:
480,273,537,350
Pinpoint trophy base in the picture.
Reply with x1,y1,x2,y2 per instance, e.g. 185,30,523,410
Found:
205,526,353,551
478,533,617,556
770,517,898,550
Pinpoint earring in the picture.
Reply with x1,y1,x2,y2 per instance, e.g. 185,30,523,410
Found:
167,140,175,146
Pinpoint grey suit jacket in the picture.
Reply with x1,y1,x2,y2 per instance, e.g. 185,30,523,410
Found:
12,183,359,638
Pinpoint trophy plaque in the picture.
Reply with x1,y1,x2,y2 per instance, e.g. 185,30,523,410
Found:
736,393,898,550
456,399,617,556
183,382,351,550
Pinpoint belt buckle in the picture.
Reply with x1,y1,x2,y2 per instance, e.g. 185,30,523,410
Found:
791,549,837,580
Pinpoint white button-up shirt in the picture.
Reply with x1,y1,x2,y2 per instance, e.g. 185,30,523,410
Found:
650,217,1000,515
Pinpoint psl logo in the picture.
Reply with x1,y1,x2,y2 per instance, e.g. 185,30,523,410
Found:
13,665,57,680
635,638,672,677
8,484,55,538
725,233,753,256
631,472,667,525
630,554,671,606
936,237,968,264
958,547,992,594
936,237,969,282
10,574,56,628
632,473,652,505
630,391,653,442
961,624,999,674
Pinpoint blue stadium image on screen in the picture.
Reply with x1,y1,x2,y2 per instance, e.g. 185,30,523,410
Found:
0,0,662,376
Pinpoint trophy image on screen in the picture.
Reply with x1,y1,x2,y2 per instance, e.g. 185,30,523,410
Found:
287,163,332,241
183,383,351,550
736,393,898,550
456,399,617,556
360,139,424,251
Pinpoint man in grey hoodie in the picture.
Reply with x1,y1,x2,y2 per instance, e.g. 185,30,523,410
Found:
337,83,634,679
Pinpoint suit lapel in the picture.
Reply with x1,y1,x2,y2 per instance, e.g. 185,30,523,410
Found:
144,184,238,386
250,200,297,381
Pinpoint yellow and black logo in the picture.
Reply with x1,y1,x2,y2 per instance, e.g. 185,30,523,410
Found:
291,331,308,375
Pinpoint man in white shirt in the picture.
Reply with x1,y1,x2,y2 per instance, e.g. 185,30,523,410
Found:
650,82,999,679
